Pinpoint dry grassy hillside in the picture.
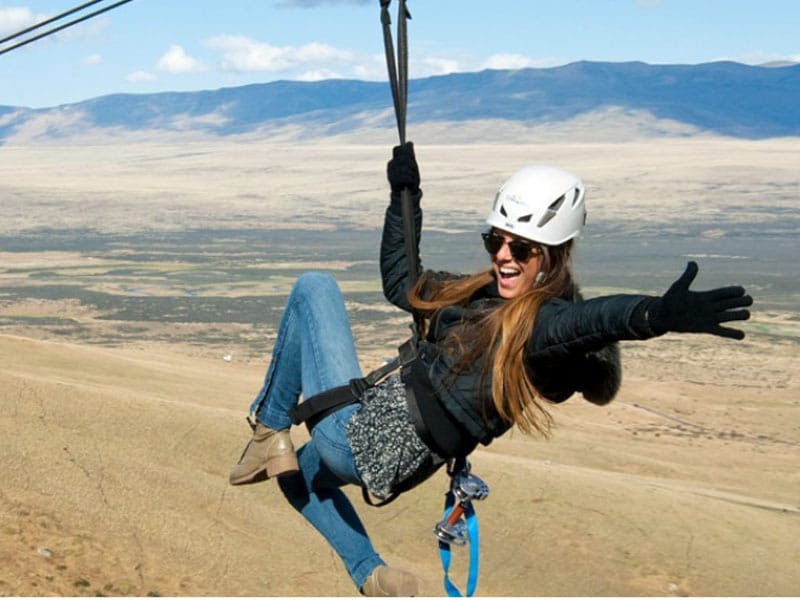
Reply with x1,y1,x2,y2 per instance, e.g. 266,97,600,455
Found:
1,331,797,597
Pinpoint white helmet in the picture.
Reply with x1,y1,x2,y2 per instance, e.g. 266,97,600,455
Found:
485,165,586,245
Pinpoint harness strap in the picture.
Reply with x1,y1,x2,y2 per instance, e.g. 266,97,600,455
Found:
403,362,447,457
349,357,400,396
290,334,419,431
288,385,357,432
403,358,477,459
347,334,418,395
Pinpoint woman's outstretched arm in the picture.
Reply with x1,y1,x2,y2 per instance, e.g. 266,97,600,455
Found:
528,261,752,357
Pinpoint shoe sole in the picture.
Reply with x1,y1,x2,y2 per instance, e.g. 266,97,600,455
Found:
229,453,300,485
229,465,269,485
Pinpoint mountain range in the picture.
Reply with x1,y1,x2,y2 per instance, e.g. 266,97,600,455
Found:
1,60,798,142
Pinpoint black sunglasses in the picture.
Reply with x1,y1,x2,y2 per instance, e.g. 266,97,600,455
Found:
482,231,543,262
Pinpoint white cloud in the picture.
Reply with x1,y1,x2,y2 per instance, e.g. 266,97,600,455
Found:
82,53,103,66
296,68,342,81
729,51,800,66
205,35,354,73
419,56,461,76
0,6,36,34
407,54,558,79
294,41,354,63
157,44,206,74
127,70,156,83
353,51,560,82
481,53,545,71
207,35,286,71
352,54,389,80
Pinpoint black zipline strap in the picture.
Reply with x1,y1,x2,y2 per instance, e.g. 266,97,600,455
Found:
396,0,409,144
380,1,422,332
397,1,417,286
379,0,405,143
399,191,420,288
0,0,135,57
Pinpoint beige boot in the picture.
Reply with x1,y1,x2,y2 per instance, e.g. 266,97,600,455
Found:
229,418,298,485
360,565,419,597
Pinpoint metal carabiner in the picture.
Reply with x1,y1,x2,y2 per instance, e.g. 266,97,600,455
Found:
433,461,489,545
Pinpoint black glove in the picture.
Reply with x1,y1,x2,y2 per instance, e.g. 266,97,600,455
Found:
387,142,420,194
647,261,753,340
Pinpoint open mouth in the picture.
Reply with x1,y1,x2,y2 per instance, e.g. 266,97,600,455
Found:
498,266,521,281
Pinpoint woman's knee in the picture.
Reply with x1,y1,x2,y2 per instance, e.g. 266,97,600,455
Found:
292,272,340,300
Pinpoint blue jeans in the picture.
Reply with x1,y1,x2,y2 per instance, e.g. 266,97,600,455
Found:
249,272,385,590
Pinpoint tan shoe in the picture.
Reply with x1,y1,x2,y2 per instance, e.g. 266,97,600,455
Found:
360,565,419,597
229,418,299,485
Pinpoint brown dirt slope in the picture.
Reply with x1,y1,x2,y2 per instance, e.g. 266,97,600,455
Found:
1,332,798,597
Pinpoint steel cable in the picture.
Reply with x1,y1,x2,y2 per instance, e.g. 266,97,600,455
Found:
0,0,135,57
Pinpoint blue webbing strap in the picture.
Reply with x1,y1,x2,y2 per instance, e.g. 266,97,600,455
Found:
438,491,480,597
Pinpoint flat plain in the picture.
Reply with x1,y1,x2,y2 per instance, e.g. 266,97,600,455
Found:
0,129,798,596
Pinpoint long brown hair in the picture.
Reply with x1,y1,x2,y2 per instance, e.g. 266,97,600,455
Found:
408,240,575,437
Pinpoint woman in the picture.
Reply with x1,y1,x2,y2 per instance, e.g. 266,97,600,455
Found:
228,143,752,596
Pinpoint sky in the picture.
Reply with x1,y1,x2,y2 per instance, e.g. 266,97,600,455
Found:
1,0,798,108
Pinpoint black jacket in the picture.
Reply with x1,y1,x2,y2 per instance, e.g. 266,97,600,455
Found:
380,195,657,454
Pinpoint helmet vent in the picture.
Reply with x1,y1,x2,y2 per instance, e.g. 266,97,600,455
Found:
518,214,533,223
500,205,508,217
537,194,566,228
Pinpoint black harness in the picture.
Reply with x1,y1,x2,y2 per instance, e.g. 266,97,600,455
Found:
288,337,432,506
289,336,476,460
288,337,416,433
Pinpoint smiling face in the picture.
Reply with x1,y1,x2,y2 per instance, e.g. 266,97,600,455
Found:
483,228,544,299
